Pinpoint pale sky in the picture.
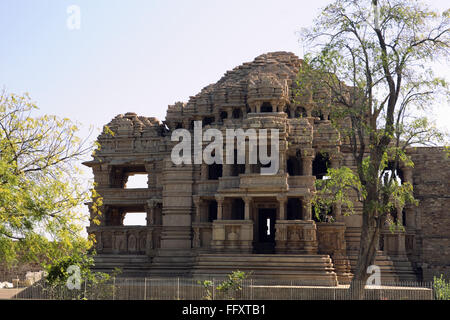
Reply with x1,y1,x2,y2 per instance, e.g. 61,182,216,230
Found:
1,0,449,228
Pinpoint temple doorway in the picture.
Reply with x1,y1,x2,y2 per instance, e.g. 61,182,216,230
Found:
255,208,276,253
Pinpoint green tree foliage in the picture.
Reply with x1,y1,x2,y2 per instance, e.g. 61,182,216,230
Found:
0,91,99,267
198,270,250,300
297,0,449,294
433,275,450,300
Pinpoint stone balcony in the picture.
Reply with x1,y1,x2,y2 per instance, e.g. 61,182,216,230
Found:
275,220,318,254
218,176,240,190
239,173,288,192
195,180,219,195
98,188,160,205
287,175,316,192
87,225,151,255
211,220,253,253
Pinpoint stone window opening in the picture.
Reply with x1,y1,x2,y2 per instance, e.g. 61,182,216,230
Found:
287,151,303,176
230,199,245,220
312,152,330,180
203,117,214,126
220,111,228,121
287,198,302,220
284,104,291,118
208,201,218,222
110,165,147,188
311,109,322,119
208,163,223,180
123,212,147,226
232,108,242,119
260,102,273,113
125,173,148,189
105,207,125,226
295,107,307,118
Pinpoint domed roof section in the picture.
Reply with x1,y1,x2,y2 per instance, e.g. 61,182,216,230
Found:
100,112,164,139
169,52,303,116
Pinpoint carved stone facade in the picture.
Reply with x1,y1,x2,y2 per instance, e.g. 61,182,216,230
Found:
85,52,449,283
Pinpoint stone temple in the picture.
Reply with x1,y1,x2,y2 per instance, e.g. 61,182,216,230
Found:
84,52,450,285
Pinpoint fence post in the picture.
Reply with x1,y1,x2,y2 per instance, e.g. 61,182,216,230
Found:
112,277,116,300
144,278,147,300
212,278,215,300
251,279,253,300
290,280,293,300
177,277,180,300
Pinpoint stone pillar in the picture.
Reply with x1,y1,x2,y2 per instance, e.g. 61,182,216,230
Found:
396,203,404,226
277,195,287,220
193,196,202,223
146,204,155,226
245,146,252,174
223,164,232,177
243,196,252,220
201,163,208,180
216,196,224,220
302,148,314,176
278,141,287,174
303,196,312,220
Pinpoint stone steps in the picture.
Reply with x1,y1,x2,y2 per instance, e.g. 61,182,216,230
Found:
147,250,197,277
91,254,152,277
347,251,417,282
191,254,339,286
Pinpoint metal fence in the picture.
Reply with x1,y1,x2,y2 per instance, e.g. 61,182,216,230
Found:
12,278,436,300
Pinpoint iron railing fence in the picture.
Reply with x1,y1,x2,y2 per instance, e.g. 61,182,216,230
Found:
11,278,435,300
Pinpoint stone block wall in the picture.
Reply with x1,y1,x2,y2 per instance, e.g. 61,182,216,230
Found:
409,147,450,281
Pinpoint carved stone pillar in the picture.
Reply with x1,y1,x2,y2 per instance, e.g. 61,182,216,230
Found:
216,196,224,220
223,164,232,177
145,163,154,187
278,141,287,174
303,196,312,220
302,148,315,176
243,196,252,220
277,195,287,220
193,196,202,223
201,163,208,180
245,146,252,174
147,205,155,226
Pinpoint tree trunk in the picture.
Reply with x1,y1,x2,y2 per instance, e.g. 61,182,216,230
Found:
349,187,382,299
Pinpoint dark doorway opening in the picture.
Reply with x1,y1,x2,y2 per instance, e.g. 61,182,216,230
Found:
255,208,276,253
260,102,273,113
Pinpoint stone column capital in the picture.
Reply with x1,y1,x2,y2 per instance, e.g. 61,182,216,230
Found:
242,196,253,203
276,195,288,203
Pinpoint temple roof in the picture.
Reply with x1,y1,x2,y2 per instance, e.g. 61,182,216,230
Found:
167,51,303,116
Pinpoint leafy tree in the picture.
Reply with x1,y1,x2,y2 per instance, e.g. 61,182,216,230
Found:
297,0,449,297
433,275,450,300
0,91,100,268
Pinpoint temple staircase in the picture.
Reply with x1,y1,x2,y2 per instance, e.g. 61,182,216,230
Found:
191,253,339,286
